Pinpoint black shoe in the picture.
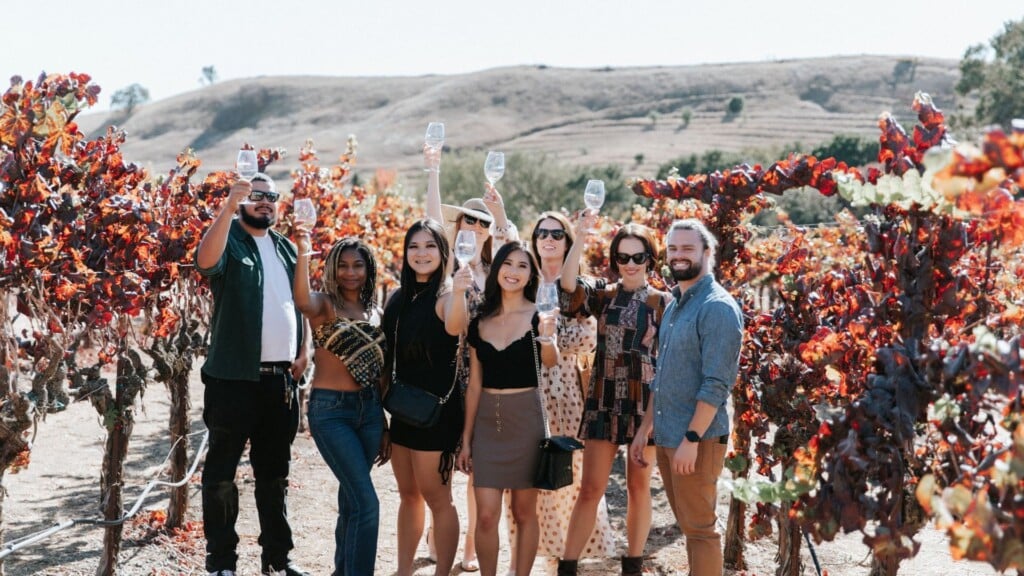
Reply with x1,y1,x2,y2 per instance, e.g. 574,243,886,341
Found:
621,555,644,576
263,562,311,576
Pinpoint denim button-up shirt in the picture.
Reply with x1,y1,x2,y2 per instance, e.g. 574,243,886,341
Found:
651,274,743,448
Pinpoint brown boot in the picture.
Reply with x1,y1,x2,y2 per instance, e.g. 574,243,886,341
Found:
557,559,578,576
621,555,644,576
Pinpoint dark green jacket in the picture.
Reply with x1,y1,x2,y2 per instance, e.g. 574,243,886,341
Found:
196,219,301,382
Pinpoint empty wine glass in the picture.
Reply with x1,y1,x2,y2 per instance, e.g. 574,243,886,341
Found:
535,281,559,342
584,179,605,211
583,179,605,232
236,149,259,205
293,198,319,256
237,149,258,182
455,230,477,267
484,151,505,185
425,122,445,151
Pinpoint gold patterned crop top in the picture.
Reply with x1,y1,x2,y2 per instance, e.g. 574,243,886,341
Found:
312,313,386,389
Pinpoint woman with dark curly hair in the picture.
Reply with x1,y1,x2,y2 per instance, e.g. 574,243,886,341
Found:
292,234,388,575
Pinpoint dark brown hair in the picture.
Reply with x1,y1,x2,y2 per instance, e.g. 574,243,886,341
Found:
608,223,658,277
477,241,540,319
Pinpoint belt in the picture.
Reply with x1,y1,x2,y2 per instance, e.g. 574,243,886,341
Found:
259,362,291,375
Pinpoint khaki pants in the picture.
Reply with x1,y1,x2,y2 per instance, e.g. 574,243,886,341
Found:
656,441,727,576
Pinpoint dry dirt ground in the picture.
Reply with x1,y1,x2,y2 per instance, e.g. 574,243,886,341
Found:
1,368,1005,576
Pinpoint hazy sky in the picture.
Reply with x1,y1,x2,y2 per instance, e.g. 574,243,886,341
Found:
2,0,1021,110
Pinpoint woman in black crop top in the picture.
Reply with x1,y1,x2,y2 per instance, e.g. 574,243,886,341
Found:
382,218,471,576
456,241,557,576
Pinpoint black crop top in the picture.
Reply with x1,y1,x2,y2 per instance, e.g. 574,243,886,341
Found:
467,313,541,390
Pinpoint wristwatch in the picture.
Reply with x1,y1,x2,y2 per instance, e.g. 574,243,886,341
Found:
684,430,701,443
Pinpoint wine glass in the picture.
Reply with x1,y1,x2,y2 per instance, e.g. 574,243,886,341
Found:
583,179,605,232
484,151,505,185
535,281,559,343
424,122,445,152
455,230,477,267
236,149,259,205
293,198,319,256
237,149,258,181
583,179,605,211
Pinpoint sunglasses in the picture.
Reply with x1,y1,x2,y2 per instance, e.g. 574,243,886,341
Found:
248,190,280,203
614,252,650,265
534,229,567,241
463,215,492,227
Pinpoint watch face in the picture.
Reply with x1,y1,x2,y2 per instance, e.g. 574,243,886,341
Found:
685,430,700,442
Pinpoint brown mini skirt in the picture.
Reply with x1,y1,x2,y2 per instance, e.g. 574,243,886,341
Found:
472,389,545,489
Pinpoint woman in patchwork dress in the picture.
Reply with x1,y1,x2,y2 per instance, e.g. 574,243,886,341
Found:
556,217,670,576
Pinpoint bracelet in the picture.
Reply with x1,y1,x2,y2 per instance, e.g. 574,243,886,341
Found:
492,222,512,236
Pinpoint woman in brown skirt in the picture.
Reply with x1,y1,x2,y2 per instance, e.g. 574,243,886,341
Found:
457,241,558,576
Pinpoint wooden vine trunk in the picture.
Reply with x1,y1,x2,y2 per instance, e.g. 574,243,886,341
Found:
723,421,752,570
93,351,146,576
165,369,191,529
775,511,803,576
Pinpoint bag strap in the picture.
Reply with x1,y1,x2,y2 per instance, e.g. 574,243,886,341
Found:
393,309,460,406
531,325,551,438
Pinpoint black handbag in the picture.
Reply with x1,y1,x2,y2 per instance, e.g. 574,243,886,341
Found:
530,326,583,491
384,379,445,428
383,315,458,428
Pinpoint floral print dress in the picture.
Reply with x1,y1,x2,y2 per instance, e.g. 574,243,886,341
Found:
505,313,616,561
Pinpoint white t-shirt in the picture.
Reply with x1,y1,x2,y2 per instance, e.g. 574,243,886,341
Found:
254,234,298,363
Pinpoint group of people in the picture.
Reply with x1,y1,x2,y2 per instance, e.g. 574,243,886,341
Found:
194,146,744,576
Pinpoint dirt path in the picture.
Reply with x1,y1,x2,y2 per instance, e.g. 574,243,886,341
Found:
0,369,1002,575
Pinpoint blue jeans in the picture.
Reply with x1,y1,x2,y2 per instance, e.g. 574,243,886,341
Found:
307,387,385,576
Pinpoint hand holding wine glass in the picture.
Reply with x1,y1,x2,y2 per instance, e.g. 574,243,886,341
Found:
293,198,319,256
484,151,505,185
535,281,559,343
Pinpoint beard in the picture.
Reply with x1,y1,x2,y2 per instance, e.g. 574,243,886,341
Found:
240,208,275,229
670,256,702,282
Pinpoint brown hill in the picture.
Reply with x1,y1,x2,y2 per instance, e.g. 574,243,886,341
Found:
76,56,959,182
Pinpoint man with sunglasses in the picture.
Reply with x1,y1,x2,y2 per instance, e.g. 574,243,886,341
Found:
196,173,311,576
629,219,743,576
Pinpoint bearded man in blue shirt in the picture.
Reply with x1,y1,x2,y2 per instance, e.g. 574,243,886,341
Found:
630,219,743,576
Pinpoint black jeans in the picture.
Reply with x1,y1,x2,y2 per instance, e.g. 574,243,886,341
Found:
201,371,300,572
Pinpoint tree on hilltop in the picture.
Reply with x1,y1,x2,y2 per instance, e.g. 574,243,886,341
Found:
110,83,150,114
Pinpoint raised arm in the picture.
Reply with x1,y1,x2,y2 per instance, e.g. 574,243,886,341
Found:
196,180,250,270
291,228,327,322
559,210,596,293
537,313,559,368
424,144,443,224
442,266,473,336
482,183,518,252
